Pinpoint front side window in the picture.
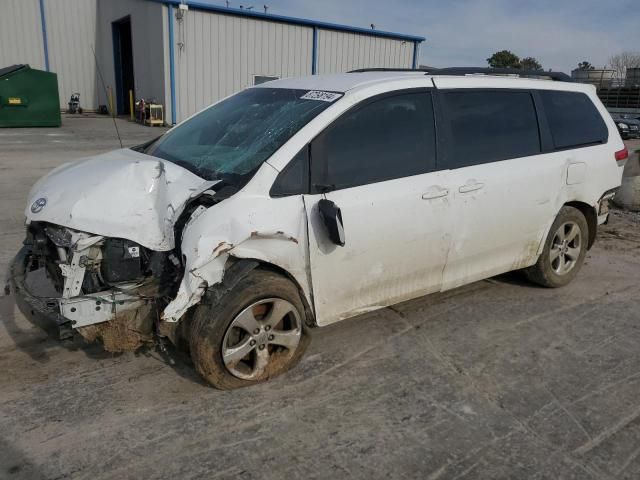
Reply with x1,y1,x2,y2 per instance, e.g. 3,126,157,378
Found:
145,88,338,183
440,90,541,168
312,92,436,191
540,90,608,150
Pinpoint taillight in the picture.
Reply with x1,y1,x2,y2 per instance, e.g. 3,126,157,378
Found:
615,147,629,165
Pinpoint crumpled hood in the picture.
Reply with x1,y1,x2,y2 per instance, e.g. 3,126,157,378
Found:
25,148,215,251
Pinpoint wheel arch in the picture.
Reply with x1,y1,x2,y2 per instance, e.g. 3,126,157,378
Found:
564,201,597,249
223,257,317,328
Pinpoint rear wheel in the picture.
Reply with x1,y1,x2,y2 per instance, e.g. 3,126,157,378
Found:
189,269,310,389
524,206,588,288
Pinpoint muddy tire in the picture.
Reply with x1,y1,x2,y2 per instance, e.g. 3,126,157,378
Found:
524,206,589,288
189,269,310,390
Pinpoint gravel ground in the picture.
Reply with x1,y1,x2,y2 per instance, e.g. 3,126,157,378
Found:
1,116,640,480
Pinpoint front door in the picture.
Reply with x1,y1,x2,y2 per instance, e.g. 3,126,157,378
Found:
304,90,454,326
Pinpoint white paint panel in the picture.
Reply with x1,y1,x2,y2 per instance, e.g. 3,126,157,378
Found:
44,0,98,109
317,29,413,74
174,10,314,121
0,0,45,70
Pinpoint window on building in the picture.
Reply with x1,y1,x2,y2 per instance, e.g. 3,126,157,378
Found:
540,90,608,149
312,92,436,191
439,90,541,169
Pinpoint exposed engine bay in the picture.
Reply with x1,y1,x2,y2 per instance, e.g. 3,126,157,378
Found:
12,148,311,355
20,188,223,352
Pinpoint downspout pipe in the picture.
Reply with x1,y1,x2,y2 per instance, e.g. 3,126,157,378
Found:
312,26,318,75
168,3,177,125
38,0,50,71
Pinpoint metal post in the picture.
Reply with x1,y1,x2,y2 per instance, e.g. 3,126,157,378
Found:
129,90,134,121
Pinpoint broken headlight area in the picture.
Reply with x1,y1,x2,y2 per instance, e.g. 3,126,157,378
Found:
22,222,183,351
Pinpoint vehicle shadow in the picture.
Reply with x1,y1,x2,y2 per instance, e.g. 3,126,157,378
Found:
488,270,545,288
0,435,49,480
2,275,209,386
0,290,125,363
144,341,210,387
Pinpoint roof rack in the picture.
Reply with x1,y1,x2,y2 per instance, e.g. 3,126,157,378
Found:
431,67,573,82
349,67,430,73
348,67,573,82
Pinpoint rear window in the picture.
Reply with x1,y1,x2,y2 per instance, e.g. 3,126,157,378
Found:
440,90,541,168
540,91,608,150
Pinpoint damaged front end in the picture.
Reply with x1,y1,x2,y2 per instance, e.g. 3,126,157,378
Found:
10,222,183,351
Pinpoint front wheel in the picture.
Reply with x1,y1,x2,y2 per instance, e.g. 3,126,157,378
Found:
189,269,310,389
524,206,589,288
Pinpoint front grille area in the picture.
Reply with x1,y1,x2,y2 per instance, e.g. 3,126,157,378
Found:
25,222,183,298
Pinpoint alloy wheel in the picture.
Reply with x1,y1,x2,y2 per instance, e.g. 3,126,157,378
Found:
550,221,582,275
222,298,302,380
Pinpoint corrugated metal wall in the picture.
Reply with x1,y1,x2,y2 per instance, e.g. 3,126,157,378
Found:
174,10,313,121
0,0,46,70
3,0,419,120
44,0,98,110
317,29,414,74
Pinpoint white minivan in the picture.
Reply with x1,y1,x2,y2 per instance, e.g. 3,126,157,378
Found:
11,68,628,389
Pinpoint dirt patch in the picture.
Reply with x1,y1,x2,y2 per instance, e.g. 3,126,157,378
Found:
77,303,155,352
598,208,640,250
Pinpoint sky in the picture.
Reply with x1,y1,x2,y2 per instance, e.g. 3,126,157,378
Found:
200,0,640,73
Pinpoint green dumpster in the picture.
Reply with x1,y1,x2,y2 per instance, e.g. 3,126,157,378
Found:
0,64,61,127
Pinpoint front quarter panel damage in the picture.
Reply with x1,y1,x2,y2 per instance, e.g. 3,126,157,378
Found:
162,189,311,323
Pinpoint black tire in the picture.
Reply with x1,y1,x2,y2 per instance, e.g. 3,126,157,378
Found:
524,206,589,288
189,269,310,389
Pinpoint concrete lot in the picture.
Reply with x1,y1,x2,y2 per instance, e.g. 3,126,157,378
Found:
1,116,640,479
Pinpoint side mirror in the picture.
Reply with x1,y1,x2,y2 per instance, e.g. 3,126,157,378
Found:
318,199,345,247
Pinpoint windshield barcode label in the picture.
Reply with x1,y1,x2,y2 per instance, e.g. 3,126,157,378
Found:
300,91,342,102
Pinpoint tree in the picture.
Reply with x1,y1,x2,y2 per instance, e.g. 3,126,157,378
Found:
577,61,594,70
520,57,543,71
608,51,640,83
487,50,521,69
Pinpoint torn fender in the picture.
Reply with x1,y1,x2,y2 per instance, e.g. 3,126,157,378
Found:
162,193,311,322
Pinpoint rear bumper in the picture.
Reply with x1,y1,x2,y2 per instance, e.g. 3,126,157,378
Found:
8,246,74,340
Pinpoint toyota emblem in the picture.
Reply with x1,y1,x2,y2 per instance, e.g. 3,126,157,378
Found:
30,197,47,213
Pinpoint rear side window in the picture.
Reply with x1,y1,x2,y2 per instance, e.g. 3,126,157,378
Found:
440,90,541,168
312,92,436,191
540,91,608,149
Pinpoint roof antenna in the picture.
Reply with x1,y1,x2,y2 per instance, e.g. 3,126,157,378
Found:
90,45,123,148
263,4,268,13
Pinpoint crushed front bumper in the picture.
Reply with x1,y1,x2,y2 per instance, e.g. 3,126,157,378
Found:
8,246,74,340
8,246,156,347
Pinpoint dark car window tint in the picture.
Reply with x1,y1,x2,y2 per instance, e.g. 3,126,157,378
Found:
270,147,309,196
314,92,435,190
440,90,541,169
540,91,608,149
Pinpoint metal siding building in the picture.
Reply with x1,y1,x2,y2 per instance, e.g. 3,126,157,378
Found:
316,29,414,74
0,0,47,70
45,0,99,112
2,0,424,124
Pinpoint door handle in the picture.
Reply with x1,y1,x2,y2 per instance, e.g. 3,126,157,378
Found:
422,188,449,200
459,182,485,193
